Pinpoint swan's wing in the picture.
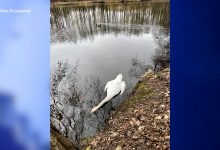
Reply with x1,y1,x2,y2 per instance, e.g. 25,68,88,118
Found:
120,81,126,95
104,81,110,92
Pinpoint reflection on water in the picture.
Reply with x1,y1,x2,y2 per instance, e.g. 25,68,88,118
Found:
50,2,170,143
51,2,169,44
51,2,169,88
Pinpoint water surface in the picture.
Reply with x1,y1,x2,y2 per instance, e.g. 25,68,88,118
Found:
50,2,170,100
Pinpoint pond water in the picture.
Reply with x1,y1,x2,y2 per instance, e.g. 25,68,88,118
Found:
50,2,170,103
50,2,170,142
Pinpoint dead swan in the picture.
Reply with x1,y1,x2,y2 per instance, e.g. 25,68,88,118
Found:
91,73,126,113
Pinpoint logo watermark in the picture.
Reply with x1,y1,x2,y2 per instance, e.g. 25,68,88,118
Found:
0,9,31,14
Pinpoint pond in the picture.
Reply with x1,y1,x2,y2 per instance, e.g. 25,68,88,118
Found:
51,1,169,92
50,2,170,142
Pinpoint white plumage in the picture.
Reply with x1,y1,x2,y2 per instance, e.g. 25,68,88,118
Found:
91,73,126,113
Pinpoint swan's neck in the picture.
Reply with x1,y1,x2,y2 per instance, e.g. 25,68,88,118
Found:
91,96,111,113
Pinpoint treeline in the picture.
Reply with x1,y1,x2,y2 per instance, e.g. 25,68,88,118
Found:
50,2,169,44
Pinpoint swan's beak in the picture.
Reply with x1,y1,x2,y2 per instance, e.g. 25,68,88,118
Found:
91,108,96,113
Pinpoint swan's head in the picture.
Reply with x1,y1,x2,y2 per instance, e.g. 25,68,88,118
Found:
116,73,123,81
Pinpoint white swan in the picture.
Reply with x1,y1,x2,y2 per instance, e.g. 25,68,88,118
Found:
91,73,126,113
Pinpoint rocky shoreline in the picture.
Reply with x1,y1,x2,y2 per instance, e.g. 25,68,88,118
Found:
79,67,170,150
50,67,170,150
